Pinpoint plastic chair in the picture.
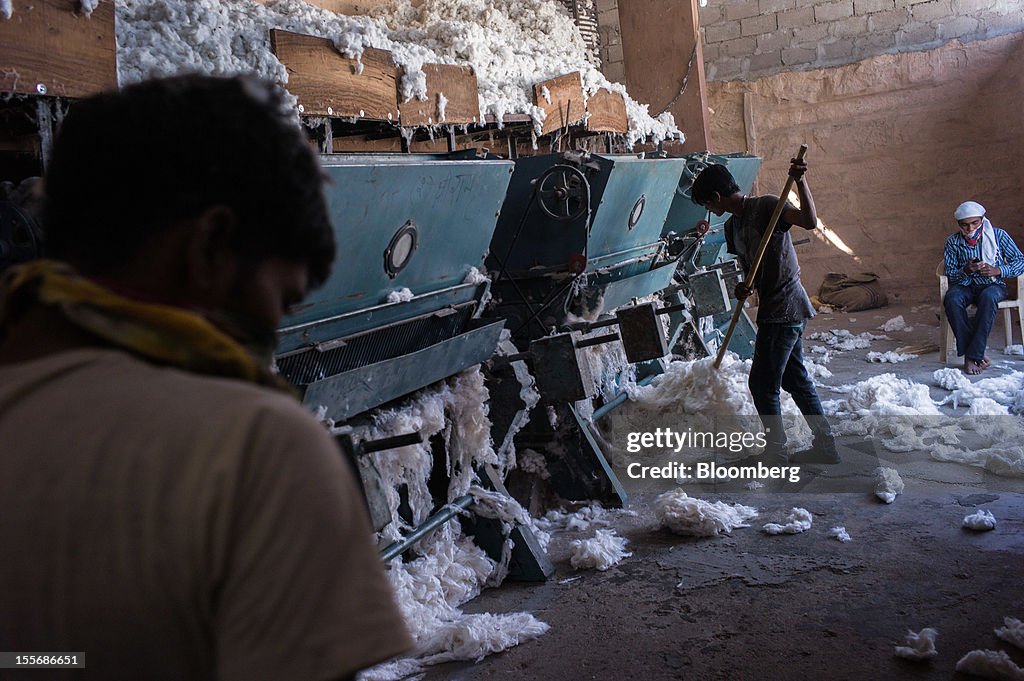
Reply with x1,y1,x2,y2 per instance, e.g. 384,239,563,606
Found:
937,262,1024,364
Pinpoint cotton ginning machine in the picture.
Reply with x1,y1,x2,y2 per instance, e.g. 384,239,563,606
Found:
482,150,690,507
580,152,765,431
274,152,550,579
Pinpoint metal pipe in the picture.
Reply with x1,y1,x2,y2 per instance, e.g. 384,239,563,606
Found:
593,373,659,421
359,432,424,454
575,332,619,349
380,495,474,561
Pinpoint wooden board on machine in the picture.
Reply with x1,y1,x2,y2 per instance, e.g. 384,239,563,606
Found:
398,64,479,127
586,88,628,133
270,29,400,121
532,73,629,135
0,0,117,99
532,72,585,136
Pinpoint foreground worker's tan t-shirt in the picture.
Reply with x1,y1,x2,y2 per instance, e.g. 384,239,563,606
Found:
0,348,411,681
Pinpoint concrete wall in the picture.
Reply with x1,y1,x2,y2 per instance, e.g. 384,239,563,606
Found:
698,0,1024,81
596,0,626,82
707,32,1024,303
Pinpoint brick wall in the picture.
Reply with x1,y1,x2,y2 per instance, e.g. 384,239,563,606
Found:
698,0,1024,81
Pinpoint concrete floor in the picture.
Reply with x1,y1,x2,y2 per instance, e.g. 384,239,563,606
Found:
423,303,1024,680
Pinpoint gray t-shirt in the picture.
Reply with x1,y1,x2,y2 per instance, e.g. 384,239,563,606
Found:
724,195,815,324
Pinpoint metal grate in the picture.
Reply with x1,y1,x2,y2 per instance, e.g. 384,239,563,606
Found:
558,0,602,66
276,307,474,386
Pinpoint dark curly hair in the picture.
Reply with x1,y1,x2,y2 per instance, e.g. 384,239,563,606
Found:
44,74,336,288
689,164,740,207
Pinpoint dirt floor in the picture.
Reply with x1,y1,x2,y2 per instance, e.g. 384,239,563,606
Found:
421,303,1024,681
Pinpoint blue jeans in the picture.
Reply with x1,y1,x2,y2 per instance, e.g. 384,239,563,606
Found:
749,322,830,448
943,283,1005,362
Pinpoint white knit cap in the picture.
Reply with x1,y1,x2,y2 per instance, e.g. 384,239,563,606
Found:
955,201,986,220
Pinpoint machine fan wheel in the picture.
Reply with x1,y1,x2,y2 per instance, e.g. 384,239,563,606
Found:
536,164,589,223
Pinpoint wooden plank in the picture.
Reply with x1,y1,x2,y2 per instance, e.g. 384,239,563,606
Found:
331,135,403,152
532,72,585,136
585,88,628,133
399,63,480,126
270,29,399,121
0,0,117,99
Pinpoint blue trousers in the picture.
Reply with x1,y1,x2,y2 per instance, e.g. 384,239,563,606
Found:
943,283,1005,362
749,322,830,448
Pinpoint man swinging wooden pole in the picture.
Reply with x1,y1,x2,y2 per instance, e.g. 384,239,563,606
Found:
714,144,807,369
689,145,839,464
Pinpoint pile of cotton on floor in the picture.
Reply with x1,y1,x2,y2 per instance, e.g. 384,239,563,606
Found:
808,328,888,352
355,368,548,679
569,528,631,571
822,371,1024,478
115,0,682,145
894,627,938,660
762,507,812,535
603,353,813,462
654,489,759,537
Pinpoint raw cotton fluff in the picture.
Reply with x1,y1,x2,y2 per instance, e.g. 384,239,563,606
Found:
894,628,938,660
606,353,813,458
116,0,682,146
804,357,833,380
1005,345,1024,356
0,0,10,19
996,617,1024,651
386,287,414,303
370,524,550,677
807,329,887,351
934,367,972,391
966,398,1010,416
931,443,1024,478
938,370,1024,410
762,507,812,535
655,489,759,537
874,467,904,503
963,509,997,531
879,315,913,332
569,528,631,571
80,0,100,15
534,503,633,532
866,351,916,363
832,374,942,418
955,649,1024,680
827,526,852,542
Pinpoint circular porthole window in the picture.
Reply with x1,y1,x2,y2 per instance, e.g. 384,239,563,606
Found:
628,194,646,230
384,220,418,279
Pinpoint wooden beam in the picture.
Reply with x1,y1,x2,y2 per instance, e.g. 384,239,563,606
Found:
398,64,480,126
532,72,585,135
617,0,711,152
0,0,117,99
270,29,400,121
585,88,628,133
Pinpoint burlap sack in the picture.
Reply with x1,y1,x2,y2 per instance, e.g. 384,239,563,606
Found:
817,272,888,311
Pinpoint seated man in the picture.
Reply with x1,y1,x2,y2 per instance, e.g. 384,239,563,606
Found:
943,201,1024,375
0,75,411,681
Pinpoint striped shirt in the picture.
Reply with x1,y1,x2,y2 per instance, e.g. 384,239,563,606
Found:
943,226,1024,286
